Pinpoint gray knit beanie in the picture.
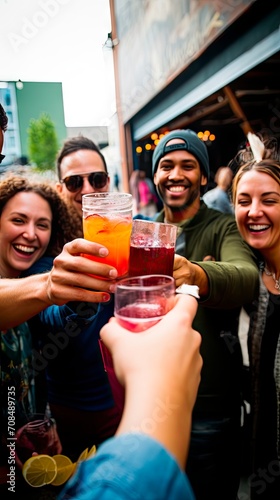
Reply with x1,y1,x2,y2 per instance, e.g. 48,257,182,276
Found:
152,129,210,181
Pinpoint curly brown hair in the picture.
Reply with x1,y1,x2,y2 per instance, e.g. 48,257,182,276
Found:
0,176,82,257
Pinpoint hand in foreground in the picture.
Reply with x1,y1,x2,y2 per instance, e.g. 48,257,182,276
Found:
101,293,202,415
100,294,202,468
46,238,118,305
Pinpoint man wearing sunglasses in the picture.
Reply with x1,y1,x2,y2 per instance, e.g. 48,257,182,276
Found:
56,136,110,217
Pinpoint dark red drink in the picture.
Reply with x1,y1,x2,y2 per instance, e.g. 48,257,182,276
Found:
129,245,174,277
15,416,62,469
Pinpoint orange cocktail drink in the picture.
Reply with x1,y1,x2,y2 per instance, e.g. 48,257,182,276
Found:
82,193,133,277
83,214,132,276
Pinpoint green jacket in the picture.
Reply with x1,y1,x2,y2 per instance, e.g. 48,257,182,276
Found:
155,201,259,416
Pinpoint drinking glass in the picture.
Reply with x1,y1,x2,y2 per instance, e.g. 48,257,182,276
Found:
129,219,177,277
99,275,175,411
15,413,62,469
114,274,175,332
82,192,133,277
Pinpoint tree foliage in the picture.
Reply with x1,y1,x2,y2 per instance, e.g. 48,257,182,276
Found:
27,113,59,171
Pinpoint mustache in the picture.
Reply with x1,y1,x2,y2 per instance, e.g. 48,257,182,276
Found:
165,181,191,187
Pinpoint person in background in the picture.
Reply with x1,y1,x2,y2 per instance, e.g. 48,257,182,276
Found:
0,103,8,166
203,165,234,214
151,128,259,500
231,133,280,500
137,169,158,217
113,170,120,191
0,175,79,484
59,294,202,500
55,135,110,218
129,169,140,215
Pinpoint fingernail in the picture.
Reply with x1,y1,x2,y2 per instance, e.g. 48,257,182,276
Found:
109,269,118,278
109,284,116,293
99,248,109,257
102,293,111,302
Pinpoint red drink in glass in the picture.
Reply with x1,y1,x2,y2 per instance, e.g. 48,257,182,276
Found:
129,220,177,277
129,245,174,277
15,415,62,469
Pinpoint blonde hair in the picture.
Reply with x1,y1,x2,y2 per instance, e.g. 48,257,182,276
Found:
231,159,280,205
228,133,279,176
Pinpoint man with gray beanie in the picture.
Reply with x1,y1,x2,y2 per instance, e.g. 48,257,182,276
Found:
151,129,259,500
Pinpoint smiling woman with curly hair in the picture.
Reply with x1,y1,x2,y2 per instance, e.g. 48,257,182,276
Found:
0,175,82,259
0,175,82,479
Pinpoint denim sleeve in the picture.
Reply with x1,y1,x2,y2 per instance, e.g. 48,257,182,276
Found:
36,299,114,336
21,255,54,276
58,433,195,500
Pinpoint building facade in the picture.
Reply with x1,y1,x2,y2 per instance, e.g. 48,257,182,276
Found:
109,0,280,189
0,81,66,169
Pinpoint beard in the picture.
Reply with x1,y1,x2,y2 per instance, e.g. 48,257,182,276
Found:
156,183,201,211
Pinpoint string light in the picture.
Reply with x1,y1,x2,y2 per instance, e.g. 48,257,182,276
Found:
197,130,216,142
136,128,216,156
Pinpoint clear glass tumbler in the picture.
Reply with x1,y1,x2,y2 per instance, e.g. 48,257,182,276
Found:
129,219,177,277
82,192,133,278
99,275,175,412
15,413,62,469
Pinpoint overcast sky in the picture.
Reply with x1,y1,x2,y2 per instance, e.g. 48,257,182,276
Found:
0,0,116,126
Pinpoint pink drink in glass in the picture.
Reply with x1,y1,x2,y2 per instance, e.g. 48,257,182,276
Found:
99,275,175,412
115,301,165,332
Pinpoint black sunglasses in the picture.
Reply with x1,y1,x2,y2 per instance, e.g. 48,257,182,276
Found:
60,171,108,193
0,154,5,164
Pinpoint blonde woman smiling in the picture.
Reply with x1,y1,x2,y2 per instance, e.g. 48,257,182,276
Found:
232,135,280,500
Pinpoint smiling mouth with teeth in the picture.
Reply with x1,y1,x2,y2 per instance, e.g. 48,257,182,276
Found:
248,224,270,232
168,186,186,192
13,244,36,254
